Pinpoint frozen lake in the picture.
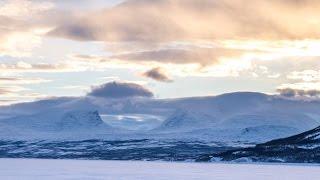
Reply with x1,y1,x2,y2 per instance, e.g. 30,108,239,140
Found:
0,158,320,180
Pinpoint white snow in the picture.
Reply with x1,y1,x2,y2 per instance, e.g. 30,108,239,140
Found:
0,158,320,180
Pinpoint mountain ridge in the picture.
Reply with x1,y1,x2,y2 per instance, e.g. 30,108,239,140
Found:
198,125,320,163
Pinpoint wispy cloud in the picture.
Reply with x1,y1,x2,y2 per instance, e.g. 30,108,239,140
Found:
110,47,246,65
0,61,80,74
0,77,51,84
287,70,320,82
0,84,47,104
0,75,51,105
0,88,14,95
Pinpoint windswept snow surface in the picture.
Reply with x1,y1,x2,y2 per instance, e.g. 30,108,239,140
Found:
0,158,320,180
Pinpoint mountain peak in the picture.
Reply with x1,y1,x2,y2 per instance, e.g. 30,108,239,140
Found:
58,110,108,130
154,109,216,132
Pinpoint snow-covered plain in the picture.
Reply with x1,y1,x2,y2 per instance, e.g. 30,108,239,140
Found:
0,158,320,180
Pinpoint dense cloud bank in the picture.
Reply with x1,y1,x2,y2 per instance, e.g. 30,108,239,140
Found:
87,81,154,98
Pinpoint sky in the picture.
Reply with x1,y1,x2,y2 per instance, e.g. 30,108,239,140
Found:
1,0,320,104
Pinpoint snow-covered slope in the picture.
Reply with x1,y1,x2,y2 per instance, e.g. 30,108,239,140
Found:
237,125,299,142
151,101,319,142
219,113,317,130
0,110,117,139
200,125,320,163
153,109,216,132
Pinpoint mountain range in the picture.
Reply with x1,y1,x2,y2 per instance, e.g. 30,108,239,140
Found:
0,92,319,144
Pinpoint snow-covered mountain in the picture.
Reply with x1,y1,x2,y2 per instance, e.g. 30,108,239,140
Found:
151,94,319,142
58,111,112,130
153,109,217,132
0,110,118,140
0,92,320,143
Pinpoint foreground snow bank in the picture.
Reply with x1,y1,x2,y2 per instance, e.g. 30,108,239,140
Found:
0,159,320,180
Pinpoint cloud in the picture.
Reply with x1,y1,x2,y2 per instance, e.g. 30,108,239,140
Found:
0,88,13,95
277,88,320,98
287,70,320,82
48,0,320,71
49,0,320,43
70,50,253,78
0,99,16,106
0,61,78,74
0,77,50,84
87,81,154,98
0,0,54,19
0,84,48,105
0,18,44,57
0,86,27,100
70,54,103,62
142,67,172,82
0,0,55,57
277,80,320,99
111,47,245,65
